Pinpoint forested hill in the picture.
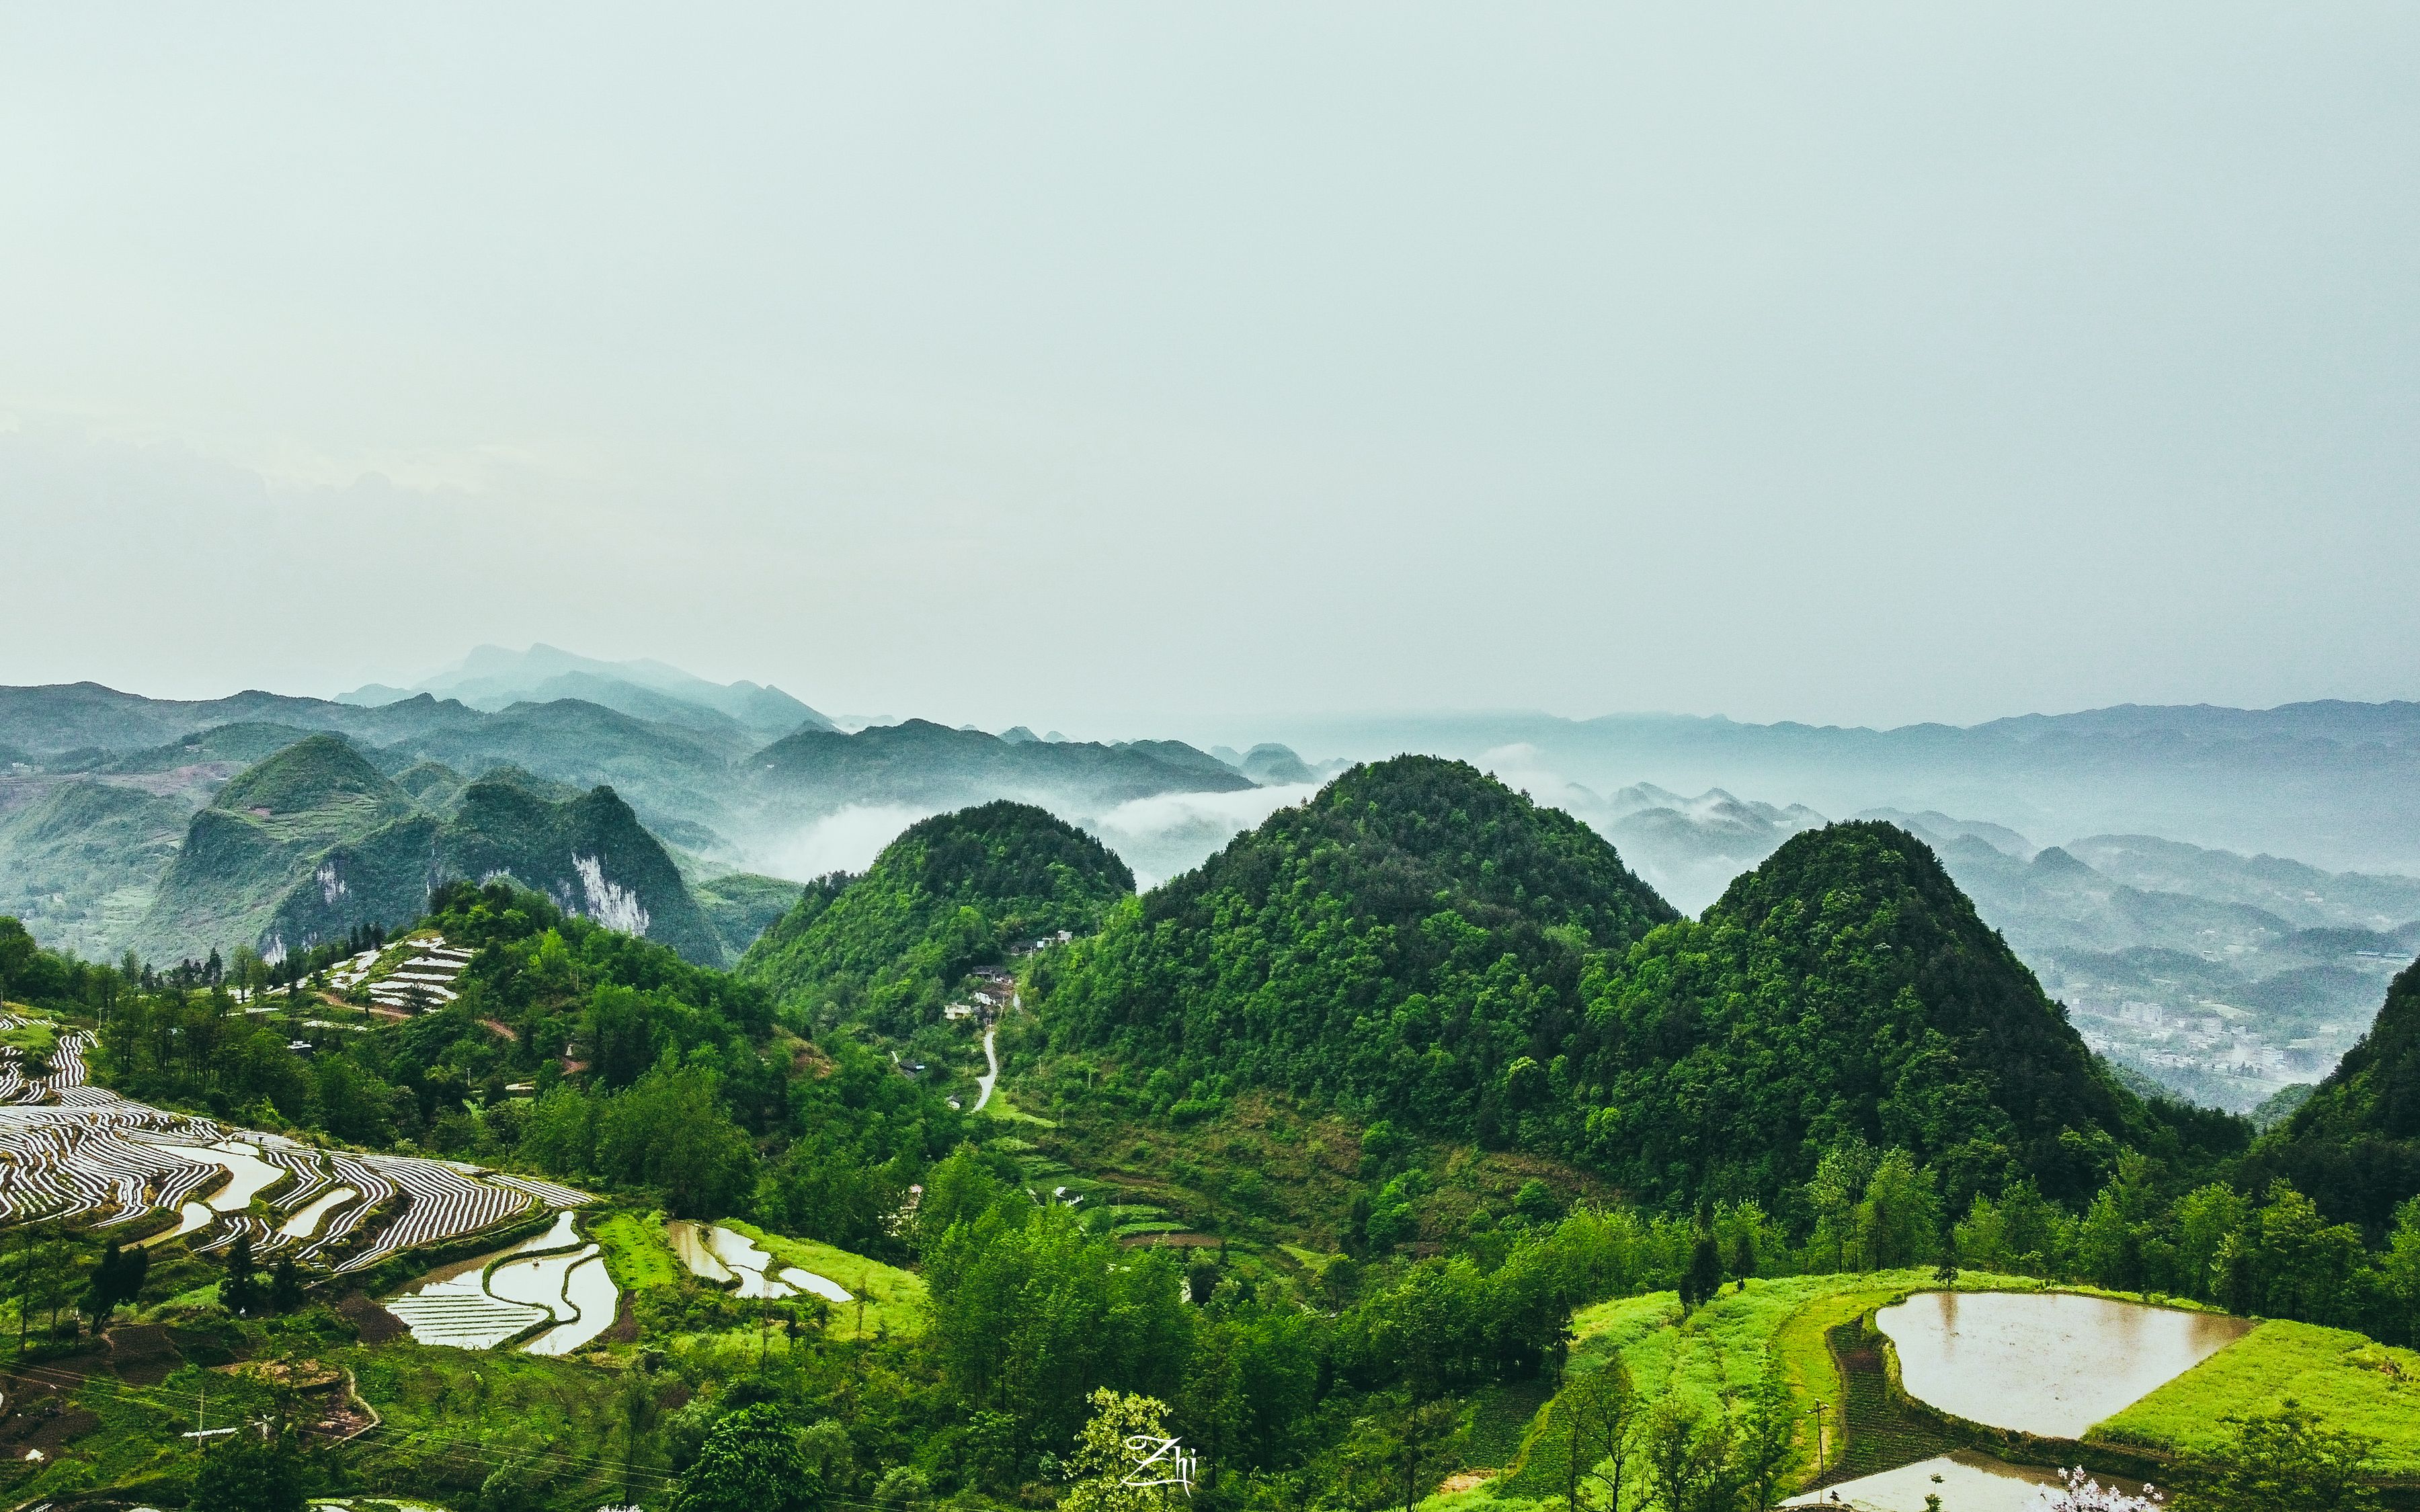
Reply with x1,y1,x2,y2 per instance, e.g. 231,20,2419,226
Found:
737,800,1134,1034
135,737,727,966
1569,821,2165,1210
1031,755,1678,1140
2247,955,2420,1234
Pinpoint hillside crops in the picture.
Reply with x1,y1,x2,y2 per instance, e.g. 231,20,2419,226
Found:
0,1012,585,1273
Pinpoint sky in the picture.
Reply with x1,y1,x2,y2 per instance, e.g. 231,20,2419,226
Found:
3,4,2416,732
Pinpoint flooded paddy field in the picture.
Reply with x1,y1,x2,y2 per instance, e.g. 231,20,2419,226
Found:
1877,1290,2253,1439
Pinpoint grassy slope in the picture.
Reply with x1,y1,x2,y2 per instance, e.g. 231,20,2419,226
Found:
2096,1320,2420,1477
1448,1270,2287,1512
717,1218,928,1339
588,1209,685,1292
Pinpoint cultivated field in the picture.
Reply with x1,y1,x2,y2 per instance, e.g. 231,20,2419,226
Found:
0,1011,585,1275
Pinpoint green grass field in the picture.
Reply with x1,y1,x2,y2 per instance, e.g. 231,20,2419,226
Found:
585,1208,686,1294
0,1017,59,1058
715,1220,928,1339
2095,1319,2420,1477
976,1087,1055,1126
1453,1269,2187,1511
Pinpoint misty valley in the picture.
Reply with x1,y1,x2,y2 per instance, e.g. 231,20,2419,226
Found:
2,649,2419,1512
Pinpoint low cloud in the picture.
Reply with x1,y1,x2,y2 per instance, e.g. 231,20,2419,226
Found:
761,803,941,881
1091,783,1322,888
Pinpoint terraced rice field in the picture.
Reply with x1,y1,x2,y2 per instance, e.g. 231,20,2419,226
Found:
353,937,474,1011
385,1210,620,1355
669,1219,855,1304
0,1011,588,1277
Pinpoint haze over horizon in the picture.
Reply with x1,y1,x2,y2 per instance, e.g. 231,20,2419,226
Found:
7,5,2418,730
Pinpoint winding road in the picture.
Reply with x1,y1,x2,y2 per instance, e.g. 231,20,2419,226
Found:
973,1025,1000,1111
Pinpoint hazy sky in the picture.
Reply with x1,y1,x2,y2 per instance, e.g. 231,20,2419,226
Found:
5,5,2415,732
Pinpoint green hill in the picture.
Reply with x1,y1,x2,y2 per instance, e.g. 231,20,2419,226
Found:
0,780,189,959
1031,755,1677,1137
438,775,726,964
1571,820,2144,1208
133,738,730,966
738,800,1133,1032
751,718,1254,818
694,871,804,959
134,737,418,961
2245,956,2420,1234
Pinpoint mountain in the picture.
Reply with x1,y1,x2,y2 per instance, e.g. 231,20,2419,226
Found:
1572,821,2148,1208
692,872,805,961
391,698,754,852
132,737,727,965
1600,783,1827,914
2245,956,2420,1234
1874,815,2420,1112
2062,833,2420,933
1603,788,2420,1113
752,719,1253,824
0,780,190,959
1255,699,2420,874
0,681,490,760
134,735,421,962
342,642,833,740
1033,755,1677,1137
1237,742,1318,785
738,801,1131,1044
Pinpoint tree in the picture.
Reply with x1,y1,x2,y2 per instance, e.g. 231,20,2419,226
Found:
1935,1221,1962,1285
1638,1398,1732,1512
270,1257,304,1312
2378,1197,2420,1348
1806,1142,1876,1273
1560,1361,1638,1512
1727,1228,1757,1292
221,1230,261,1316
2171,1402,2380,1512
1731,1370,1802,1511
190,1429,306,1512
82,1238,147,1326
1062,1389,1187,1512
1857,1148,1942,1270
1681,1231,1723,1311
673,1402,821,1512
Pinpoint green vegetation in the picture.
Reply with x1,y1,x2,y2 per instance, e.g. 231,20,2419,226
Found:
739,799,1132,1041
693,872,804,960
717,1219,928,1338
2098,1319,2420,1476
1572,822,2219,1210
132,735,731,967
2247,957,2420,1236
0,778,188,961
1033,755,1676,1142
591,1209,686,1292
2,749,2419,1511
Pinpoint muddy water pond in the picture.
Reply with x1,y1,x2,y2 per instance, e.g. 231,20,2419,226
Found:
1877,1291,2251,1439
1781,1450,2152,1511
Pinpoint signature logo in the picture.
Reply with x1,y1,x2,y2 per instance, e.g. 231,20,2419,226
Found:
1121,1434,1199,1494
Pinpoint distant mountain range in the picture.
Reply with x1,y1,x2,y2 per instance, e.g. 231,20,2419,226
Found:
1260,700,2420,874
7,661,2417,1113
339,642,834,741
0,654,1312,966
